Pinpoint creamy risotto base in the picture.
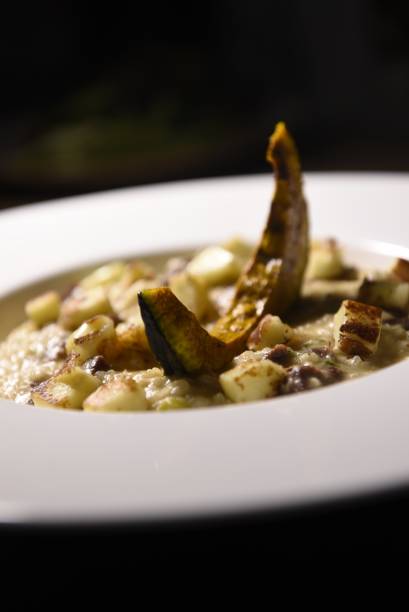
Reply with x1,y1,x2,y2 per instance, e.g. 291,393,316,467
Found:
0,239,409,412
0,281,408,410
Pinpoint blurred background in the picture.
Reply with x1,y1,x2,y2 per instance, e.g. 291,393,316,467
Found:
1,0,409,208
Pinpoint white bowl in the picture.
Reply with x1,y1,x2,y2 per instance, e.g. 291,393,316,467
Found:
1,173,409,525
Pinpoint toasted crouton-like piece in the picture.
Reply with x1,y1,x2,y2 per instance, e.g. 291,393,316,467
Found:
83,377,148,412
358,278,409,312
306,239,344,280
186,246,242,287
247,314,294,350
333,299,382,359
219,359,286,403
31,365,101,410
391,258,409,283
59,286,112,330
25,291,61,327
66,315,116,362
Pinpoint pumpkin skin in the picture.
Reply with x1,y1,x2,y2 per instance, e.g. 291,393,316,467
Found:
138,122,309,375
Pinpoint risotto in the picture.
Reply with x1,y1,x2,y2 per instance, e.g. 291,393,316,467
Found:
0,239,408,412
0,122,408,412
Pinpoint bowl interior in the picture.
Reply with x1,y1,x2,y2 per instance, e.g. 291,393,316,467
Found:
0,240,400,340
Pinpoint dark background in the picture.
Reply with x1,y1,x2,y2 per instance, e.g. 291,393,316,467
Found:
1,0,409,208
2,0,409,576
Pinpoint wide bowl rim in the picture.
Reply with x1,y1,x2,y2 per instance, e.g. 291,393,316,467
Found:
1,171,409,525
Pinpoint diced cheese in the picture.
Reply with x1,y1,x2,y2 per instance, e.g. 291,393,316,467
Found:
25,291,61,327
358,279,409,311
333,299,382,358
66,315,115,362
169,272,209,319
32,366,100,410
391,258,409,282
156,397,189,411
247,314,294,349
59,287,112,330
219,359,286,403
83,378,148,412
306,239,344,280
186,246,242,287
222,236,253,262
79,261,126,290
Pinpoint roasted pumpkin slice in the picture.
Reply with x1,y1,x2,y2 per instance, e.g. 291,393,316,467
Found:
138,122,309,375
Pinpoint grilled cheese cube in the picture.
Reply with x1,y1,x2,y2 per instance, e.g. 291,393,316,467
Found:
66,315,115,362
120,260,155,287
219,360,286,403
79,261,126,290
59,286,112,330
306,239,344,280
109,278,157,321
169,271,210,319
25,291,61,327
186,246,242,287
83,377,148,412
358,279,409,312
107,262,157,317
333,299,382,358
391,258,409,283
32,366,100,410
247,314,294,350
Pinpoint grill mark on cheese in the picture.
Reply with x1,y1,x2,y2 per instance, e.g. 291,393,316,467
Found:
340,321,379,343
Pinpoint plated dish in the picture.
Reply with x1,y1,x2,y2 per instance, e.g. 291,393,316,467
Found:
1,140,409,523
1,124,408,414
